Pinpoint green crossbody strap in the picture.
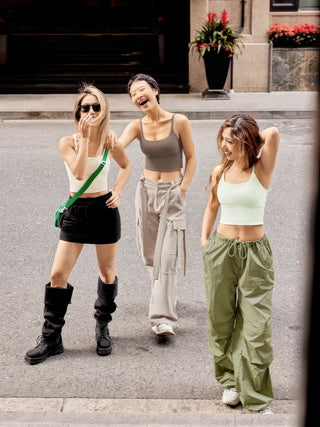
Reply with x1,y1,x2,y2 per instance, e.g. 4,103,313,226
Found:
64,147,109,209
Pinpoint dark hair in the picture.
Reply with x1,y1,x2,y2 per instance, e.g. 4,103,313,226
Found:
127,73,160,104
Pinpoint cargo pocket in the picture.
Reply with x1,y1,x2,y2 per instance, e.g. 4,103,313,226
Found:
136,214,143,259
260,240,274,269
172,219,186,276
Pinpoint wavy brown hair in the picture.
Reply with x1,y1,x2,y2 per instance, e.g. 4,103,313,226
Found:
74,83,110,155
207,114,262,208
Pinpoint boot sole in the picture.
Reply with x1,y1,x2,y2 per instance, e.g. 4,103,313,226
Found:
24,345,64,365
96,346,112,356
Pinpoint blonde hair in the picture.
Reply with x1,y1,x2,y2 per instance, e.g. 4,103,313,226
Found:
74,83,110,155
208,114,262,208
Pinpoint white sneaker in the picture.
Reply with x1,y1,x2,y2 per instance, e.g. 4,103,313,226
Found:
222,387,240,406
260,407,274,415
152,324,175,335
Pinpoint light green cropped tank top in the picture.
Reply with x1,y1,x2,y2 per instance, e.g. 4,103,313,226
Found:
217,164,268,225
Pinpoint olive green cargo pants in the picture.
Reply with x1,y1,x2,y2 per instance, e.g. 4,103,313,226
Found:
202,231,274,411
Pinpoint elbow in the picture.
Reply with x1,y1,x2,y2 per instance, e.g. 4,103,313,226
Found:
271,127,280,137
121,162,131,178
73,171,85,180
268,127,280,142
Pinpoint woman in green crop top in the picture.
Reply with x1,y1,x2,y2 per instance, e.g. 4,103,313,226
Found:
113,74,196,337
201,114,279,414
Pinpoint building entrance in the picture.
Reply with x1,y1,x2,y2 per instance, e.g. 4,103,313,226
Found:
0,0,189,93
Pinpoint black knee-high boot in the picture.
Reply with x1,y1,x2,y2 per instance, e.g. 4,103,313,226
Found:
25,283,73,365
94,276,117,356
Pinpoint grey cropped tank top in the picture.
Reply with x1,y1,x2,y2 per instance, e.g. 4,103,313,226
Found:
140,114,183,171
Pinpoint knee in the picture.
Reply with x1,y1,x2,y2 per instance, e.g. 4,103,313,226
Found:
99,266,115,284
50,270,69,288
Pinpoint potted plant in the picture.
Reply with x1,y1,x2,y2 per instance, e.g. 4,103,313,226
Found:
189,10,244,98
268,22,320,48
268,22,320,91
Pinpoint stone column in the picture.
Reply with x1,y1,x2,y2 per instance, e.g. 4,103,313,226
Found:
189,0,208,92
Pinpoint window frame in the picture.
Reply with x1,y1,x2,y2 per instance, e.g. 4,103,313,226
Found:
270,0,299,11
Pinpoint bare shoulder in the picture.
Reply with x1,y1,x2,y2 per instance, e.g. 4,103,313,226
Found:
212,162,224,177
205,163,224,189
174,113,190,126
124,118,140,136
173,114,192,139
58,135,75,155
129,118,141,130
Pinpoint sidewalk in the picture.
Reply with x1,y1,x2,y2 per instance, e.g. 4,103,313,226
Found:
0,397,299,426
0,91,318,120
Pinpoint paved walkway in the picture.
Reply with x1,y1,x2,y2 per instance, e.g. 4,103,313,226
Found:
0,91,318,120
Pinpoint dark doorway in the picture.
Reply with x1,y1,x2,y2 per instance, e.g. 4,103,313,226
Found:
0,0,190,93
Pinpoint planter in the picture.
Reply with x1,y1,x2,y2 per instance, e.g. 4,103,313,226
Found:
202,52,231,99
271,47,319,91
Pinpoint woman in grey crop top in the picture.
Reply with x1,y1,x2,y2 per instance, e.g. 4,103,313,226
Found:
25,84,130,365
201,114,280,413
116,73,196,337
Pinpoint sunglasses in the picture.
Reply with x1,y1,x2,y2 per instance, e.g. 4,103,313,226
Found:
80,103,101,113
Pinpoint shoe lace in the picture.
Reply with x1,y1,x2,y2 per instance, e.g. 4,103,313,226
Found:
35,335,46,348
97,324,113,344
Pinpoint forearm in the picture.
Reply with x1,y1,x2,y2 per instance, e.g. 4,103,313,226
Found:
181,155,196,194
71,139,89,179
201,203,218,245
112,163,131,196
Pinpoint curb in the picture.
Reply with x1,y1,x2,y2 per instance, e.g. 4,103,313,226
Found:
0,91,317,120
0,398,300,426
0,110,316,120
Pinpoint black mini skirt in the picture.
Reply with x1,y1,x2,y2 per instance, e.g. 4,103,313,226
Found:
59,193,121,244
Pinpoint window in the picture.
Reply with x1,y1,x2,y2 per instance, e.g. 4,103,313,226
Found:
300,0,320,8
270,0,299,11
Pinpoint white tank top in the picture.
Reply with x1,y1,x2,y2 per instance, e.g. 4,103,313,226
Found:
64,135,110,193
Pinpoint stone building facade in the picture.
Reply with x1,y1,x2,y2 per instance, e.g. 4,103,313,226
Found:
189,0,320,92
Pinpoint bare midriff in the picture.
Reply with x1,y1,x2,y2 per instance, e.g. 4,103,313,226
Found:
143,169,182,182
70,189,109,198
216,224,265,242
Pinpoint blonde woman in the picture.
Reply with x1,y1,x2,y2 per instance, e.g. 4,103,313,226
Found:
25,84,130,364
201,114,279,413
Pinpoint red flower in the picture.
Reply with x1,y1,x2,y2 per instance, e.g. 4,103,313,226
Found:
221,9,229,27
207,12,216,24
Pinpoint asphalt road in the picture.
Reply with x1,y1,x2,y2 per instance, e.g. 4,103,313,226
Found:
0,118,314,402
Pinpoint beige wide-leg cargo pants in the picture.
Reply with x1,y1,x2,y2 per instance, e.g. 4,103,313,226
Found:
202,231,274,411
135,176,186,327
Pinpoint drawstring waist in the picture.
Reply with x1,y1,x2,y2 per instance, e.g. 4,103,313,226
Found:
213,232,269,260
227,238,249,260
